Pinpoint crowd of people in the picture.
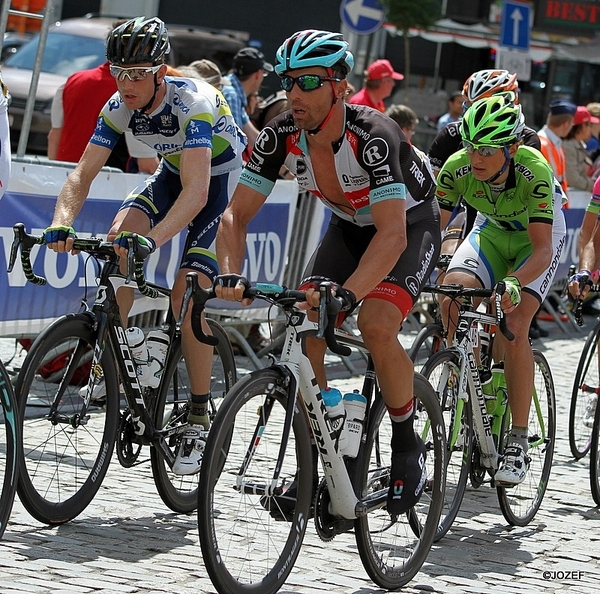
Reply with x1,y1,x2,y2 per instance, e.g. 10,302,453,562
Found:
2,16,600,513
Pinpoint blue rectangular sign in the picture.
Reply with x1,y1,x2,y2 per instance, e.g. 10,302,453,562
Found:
499,1,531,51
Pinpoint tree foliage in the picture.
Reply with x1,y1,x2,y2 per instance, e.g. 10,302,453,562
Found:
380,0,443,103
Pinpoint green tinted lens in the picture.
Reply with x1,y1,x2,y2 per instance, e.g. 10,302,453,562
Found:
298,75,323,91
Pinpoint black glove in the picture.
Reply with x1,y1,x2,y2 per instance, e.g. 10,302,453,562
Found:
215,274,250,291
332,284,357,312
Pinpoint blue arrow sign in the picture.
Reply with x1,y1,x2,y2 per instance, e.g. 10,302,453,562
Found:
340,0,385,36
499,0,531,51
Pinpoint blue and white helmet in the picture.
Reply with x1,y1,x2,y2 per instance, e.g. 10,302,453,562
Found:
275,30,354,76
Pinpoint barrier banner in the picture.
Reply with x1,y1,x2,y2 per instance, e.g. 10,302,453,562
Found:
0,159,298,335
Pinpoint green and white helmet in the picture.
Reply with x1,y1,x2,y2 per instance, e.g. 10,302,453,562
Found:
461,93,525,147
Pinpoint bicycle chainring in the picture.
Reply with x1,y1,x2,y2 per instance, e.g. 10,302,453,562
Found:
117,410,143,467
313,478,354,541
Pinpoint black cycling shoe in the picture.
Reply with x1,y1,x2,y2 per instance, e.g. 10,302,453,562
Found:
386,435,427,515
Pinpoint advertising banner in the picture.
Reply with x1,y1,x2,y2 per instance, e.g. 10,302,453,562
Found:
0,160,298,335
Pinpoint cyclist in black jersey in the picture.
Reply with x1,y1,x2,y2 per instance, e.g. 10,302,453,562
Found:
214,29,441,515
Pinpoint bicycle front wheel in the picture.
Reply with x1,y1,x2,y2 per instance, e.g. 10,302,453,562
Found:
354,373,445,590
198,368,313,594
569,322,600,459
497,350,556,526
590,394,600,505
421,348,472,541
0,360,19,539
15,314,119,524
408,322,446,372
151,318,236,513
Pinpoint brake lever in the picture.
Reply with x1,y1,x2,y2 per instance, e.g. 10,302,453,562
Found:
494,281,515,341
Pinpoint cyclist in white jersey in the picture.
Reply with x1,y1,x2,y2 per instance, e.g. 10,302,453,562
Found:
43,17,245,475
0,71,10,202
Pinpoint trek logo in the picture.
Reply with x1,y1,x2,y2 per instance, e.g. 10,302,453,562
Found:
362,138,389,167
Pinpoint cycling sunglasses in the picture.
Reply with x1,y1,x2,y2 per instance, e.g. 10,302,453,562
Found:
109,64,163,82
279,74,341,92
462,141,500,157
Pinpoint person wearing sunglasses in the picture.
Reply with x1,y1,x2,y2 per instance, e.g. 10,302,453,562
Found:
436,94,566,486
214,29,441,516
43,16,246,476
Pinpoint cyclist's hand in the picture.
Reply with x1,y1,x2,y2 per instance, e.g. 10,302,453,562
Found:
299,282,356,312
43,225,77,253
113,231,156,260
214,274,251,304
568,269,591,299
495,275,521,314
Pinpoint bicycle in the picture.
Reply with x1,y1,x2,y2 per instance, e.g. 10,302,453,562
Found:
186,278,446,593
0,358,19,539
420,283,556,538
7,223,237,524
569,288,600,459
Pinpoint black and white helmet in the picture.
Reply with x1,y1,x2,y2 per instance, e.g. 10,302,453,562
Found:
106,16,170,65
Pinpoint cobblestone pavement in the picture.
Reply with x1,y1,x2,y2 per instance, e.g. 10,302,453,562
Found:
0,317,599,594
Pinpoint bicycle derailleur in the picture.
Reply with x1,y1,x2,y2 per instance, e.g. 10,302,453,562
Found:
116,408,147,467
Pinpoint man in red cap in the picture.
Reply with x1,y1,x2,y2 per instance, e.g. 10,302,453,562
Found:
349,58,403,112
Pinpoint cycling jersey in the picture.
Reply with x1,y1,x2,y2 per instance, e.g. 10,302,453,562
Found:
0,72,10,202
586,176,600,218
91,76,246,175
436,146,556,231
239,103,436,227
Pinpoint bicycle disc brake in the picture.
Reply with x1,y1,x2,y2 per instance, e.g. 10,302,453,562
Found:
314,478,353,541
117,410,143,467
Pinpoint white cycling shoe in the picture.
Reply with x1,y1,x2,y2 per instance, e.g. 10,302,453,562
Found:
172,425,209,475
495,442,530,486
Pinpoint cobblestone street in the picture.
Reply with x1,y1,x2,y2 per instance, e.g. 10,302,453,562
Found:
0,318,599,593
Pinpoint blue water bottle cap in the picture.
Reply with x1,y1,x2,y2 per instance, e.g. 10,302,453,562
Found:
321,386,342,406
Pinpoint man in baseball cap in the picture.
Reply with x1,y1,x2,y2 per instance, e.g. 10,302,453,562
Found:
232,47,274,76
349,58,403,112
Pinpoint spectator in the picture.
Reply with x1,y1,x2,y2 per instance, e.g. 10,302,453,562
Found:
187,59,230,91
48,61,159,174
225,47,273,152
563,106,600,192
437,91,463,132
385,104,418,145
348,58,403,112
0,71,10,202
537,99,576,194
251,90,288,129
586,102,600,164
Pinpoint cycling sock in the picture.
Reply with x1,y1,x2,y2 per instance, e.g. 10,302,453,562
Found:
189,393,210,428
509,426,529,453
388,400,417,452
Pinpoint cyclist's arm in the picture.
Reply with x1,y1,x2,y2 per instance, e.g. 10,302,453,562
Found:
50,142,112,250
148,146,211,248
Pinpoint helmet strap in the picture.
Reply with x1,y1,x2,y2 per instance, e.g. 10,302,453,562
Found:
485,145,511,184
307,68,340,136
139,72,161,114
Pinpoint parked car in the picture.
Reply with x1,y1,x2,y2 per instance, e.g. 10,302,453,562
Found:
2,14,248,155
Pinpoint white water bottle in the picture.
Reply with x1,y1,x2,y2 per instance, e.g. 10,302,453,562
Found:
125,327,152,386
321,387,348,454
146,329,169,389
343,391,367,458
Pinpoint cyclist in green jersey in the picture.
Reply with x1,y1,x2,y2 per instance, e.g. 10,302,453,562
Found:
436,93,566,485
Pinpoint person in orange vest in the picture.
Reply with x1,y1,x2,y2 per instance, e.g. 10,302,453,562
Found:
537,99,576,197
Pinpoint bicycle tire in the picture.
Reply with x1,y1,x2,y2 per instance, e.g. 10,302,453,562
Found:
568,320,600,459
0,360,19,539
590,390,600,505
497,350,556,526
408,322,445,372
354,373,445,589
15,314,119,524
420,348,473,541
198,368,313,594
151,318,237,513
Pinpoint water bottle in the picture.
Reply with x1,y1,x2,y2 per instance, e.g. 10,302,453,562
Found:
343,390,367,458
125,326,152,386
488,362,507,416
321,387,348,454
146,329,170,389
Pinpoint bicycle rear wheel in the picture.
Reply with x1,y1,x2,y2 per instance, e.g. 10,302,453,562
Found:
408,322,445,372
15,314,119,524
569,322,600,459
497,350,556,526
151,318,236,512
354,373,445,590
590,396,600,505
0,360,19,539
198,368,313,594
421,348,472,541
